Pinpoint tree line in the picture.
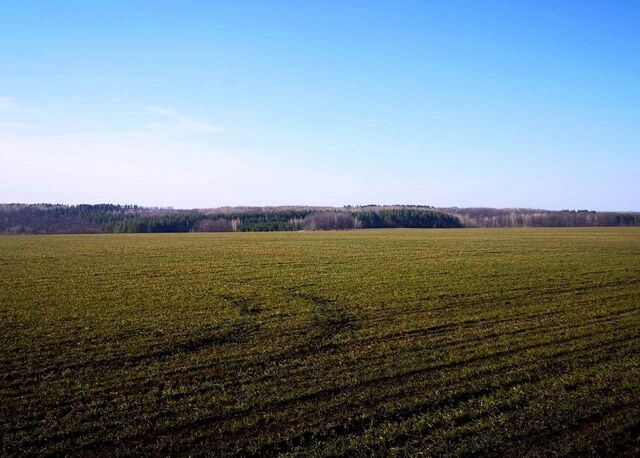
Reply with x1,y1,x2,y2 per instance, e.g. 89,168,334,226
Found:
1,204,460,233
442,208,640,228
1,204,639,234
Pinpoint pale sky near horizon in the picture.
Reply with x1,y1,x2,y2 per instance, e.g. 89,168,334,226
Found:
1,1,638,210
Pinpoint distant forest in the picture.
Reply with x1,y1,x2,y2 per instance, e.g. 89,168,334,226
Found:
1,204,639,234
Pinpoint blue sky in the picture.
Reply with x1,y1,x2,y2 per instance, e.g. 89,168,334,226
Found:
1,1,638,210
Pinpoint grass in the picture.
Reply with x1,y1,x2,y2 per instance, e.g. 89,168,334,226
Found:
1,228,640,456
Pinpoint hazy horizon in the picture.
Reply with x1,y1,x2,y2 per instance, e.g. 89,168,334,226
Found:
1,1,638,211
4,201,640,214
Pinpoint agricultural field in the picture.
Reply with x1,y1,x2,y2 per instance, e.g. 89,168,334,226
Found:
1,228,640,456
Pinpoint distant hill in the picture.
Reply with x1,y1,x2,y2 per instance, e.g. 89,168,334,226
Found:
1,204,638,234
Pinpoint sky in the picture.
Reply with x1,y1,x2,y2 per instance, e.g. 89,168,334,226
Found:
0,1,638,210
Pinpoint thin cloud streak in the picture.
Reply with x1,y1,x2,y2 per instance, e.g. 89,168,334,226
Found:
0,96,16,110
148,106,226,134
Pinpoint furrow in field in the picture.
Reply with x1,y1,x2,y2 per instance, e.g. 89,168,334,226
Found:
36,328,639,456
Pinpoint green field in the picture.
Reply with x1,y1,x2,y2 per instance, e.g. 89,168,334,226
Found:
2,228,640,456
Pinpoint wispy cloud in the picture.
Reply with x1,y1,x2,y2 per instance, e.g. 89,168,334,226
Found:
0,121,32,130
0,96,16,110
148,106,225,133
